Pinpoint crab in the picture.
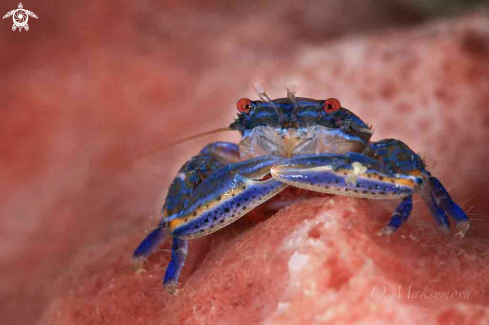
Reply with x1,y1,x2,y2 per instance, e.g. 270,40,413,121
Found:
133,85,470,294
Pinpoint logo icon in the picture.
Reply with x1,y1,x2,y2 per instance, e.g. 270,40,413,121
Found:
3,3,38,32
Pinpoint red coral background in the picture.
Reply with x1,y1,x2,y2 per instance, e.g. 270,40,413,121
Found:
1,1,489,324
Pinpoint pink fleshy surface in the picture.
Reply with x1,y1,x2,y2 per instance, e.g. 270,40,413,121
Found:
1,1,489,325
43,195,489,324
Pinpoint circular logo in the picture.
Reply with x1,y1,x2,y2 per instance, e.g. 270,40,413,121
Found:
13,9,28,28
3,3,38,32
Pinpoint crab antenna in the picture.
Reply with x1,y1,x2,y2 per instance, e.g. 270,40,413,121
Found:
287,84,300,112
160,127,232,148
254,81,272,103
134,127,233,161
254,81,280,116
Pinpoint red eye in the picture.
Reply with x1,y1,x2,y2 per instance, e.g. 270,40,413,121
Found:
323,98,341,113
237,98,252,114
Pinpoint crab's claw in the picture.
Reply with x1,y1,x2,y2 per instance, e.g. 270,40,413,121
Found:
168,156,288,240
12,23,16,31
24,23,28,31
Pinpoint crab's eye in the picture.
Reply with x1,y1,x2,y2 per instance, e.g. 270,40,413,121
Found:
323,98,341,113
237,98,252,114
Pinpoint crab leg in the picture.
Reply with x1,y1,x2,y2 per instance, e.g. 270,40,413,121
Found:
168,155,288,239
163,238,189,294
422,190,451,231
132,219,171,259
379,195,413,235
422,176,470,237
365,138,469,234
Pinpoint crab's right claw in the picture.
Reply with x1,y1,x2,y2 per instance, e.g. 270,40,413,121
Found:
162,156,288,292
167,155,288,239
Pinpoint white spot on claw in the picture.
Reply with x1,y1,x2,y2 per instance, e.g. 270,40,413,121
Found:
346,162,367,185
352,162,367,175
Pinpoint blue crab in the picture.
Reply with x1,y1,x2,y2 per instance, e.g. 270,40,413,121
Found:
133,85,470,294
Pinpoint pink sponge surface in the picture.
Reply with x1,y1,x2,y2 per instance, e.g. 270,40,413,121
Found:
44,196,489,324
1,1,489,325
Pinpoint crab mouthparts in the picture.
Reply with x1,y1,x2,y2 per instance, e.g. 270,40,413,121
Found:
239,126,367,160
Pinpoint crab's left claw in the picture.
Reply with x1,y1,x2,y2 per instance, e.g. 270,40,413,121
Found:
270,153,415,198
270,153,418,235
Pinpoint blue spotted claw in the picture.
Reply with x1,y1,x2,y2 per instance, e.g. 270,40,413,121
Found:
269,152,471,236
270,153,416,199
160,155,287,293
168,155,288,239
